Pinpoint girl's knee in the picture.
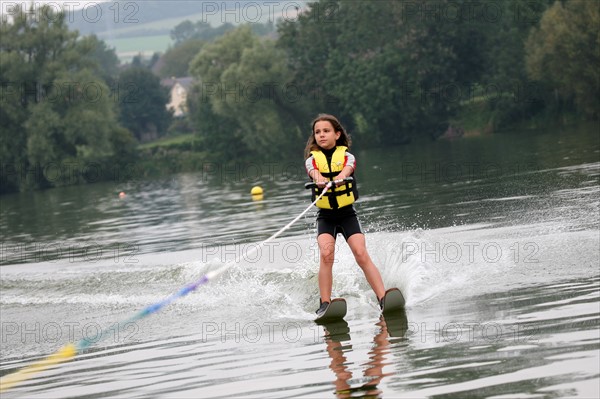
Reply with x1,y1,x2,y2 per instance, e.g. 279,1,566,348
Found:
318,237,336,265
320,252,335,266
353,248,369,265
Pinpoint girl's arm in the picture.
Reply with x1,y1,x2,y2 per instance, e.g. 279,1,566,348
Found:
334,152,356,181
305,156,328,184
305,152,356,185
335,165,355,181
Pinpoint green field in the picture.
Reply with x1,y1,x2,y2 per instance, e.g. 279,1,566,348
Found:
98,11,226,38
97,9,226,61
95,3,301,62
104,34,173,61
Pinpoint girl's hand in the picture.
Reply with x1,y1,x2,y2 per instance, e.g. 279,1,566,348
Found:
332,174,349,186
312,172,329,188
316,179,329,188
333,166,353,186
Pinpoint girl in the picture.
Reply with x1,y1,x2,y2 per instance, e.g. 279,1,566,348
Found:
304,114,386,315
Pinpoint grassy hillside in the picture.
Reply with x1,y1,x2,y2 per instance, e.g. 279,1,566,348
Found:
104,35,173,63
69,1,306,61
69,1,209,36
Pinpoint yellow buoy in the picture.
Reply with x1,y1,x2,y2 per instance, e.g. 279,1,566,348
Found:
251,186,263,201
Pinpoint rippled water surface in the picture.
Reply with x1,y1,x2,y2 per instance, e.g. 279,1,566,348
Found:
1,125,599,398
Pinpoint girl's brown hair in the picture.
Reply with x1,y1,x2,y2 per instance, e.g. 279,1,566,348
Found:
303,114,352,159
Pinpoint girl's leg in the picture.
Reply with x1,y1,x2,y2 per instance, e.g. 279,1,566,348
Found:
346,233,386,300
317,233,336,303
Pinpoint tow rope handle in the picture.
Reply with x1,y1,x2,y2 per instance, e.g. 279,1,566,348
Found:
304,177,354,190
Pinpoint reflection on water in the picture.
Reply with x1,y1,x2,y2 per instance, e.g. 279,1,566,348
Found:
321,311,409,398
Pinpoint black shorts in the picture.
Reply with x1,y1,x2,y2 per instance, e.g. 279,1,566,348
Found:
317,206,363,240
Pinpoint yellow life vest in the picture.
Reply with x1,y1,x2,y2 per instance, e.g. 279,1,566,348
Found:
310,146,359,209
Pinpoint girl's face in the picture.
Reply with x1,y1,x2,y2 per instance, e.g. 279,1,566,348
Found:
313,120,341,150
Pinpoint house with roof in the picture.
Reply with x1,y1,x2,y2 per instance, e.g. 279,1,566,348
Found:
161,77,194,117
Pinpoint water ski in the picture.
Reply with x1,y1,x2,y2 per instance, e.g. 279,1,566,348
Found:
315,298,347,323
381,288,406,315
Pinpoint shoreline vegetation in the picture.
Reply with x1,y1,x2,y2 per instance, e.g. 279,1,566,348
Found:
1,1,598,194
134,119,597,180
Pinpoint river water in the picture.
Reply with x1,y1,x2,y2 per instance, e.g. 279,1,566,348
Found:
1,124,599,398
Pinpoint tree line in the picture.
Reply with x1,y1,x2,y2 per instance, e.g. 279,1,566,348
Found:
188,0,598,156
0,5,172,193
1,1,598,193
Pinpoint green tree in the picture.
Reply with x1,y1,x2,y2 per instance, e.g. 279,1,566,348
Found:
277,0,563,139
185,83,243,161
187,26,256,161
0,5,135,192
472,0,552,129
277,0,344,120
158,39,205,78
525,0,600,119
278,0,486,143
189,26,303,159
131,52,161,70
171,20,235,44
117,67,173,142
220,38,304,155
160,19,277,79
25,71,118,179
171,20,196,43
76,34,120,86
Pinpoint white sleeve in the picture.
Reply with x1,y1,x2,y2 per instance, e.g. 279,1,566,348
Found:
345,151,356,171
305,156,316,178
